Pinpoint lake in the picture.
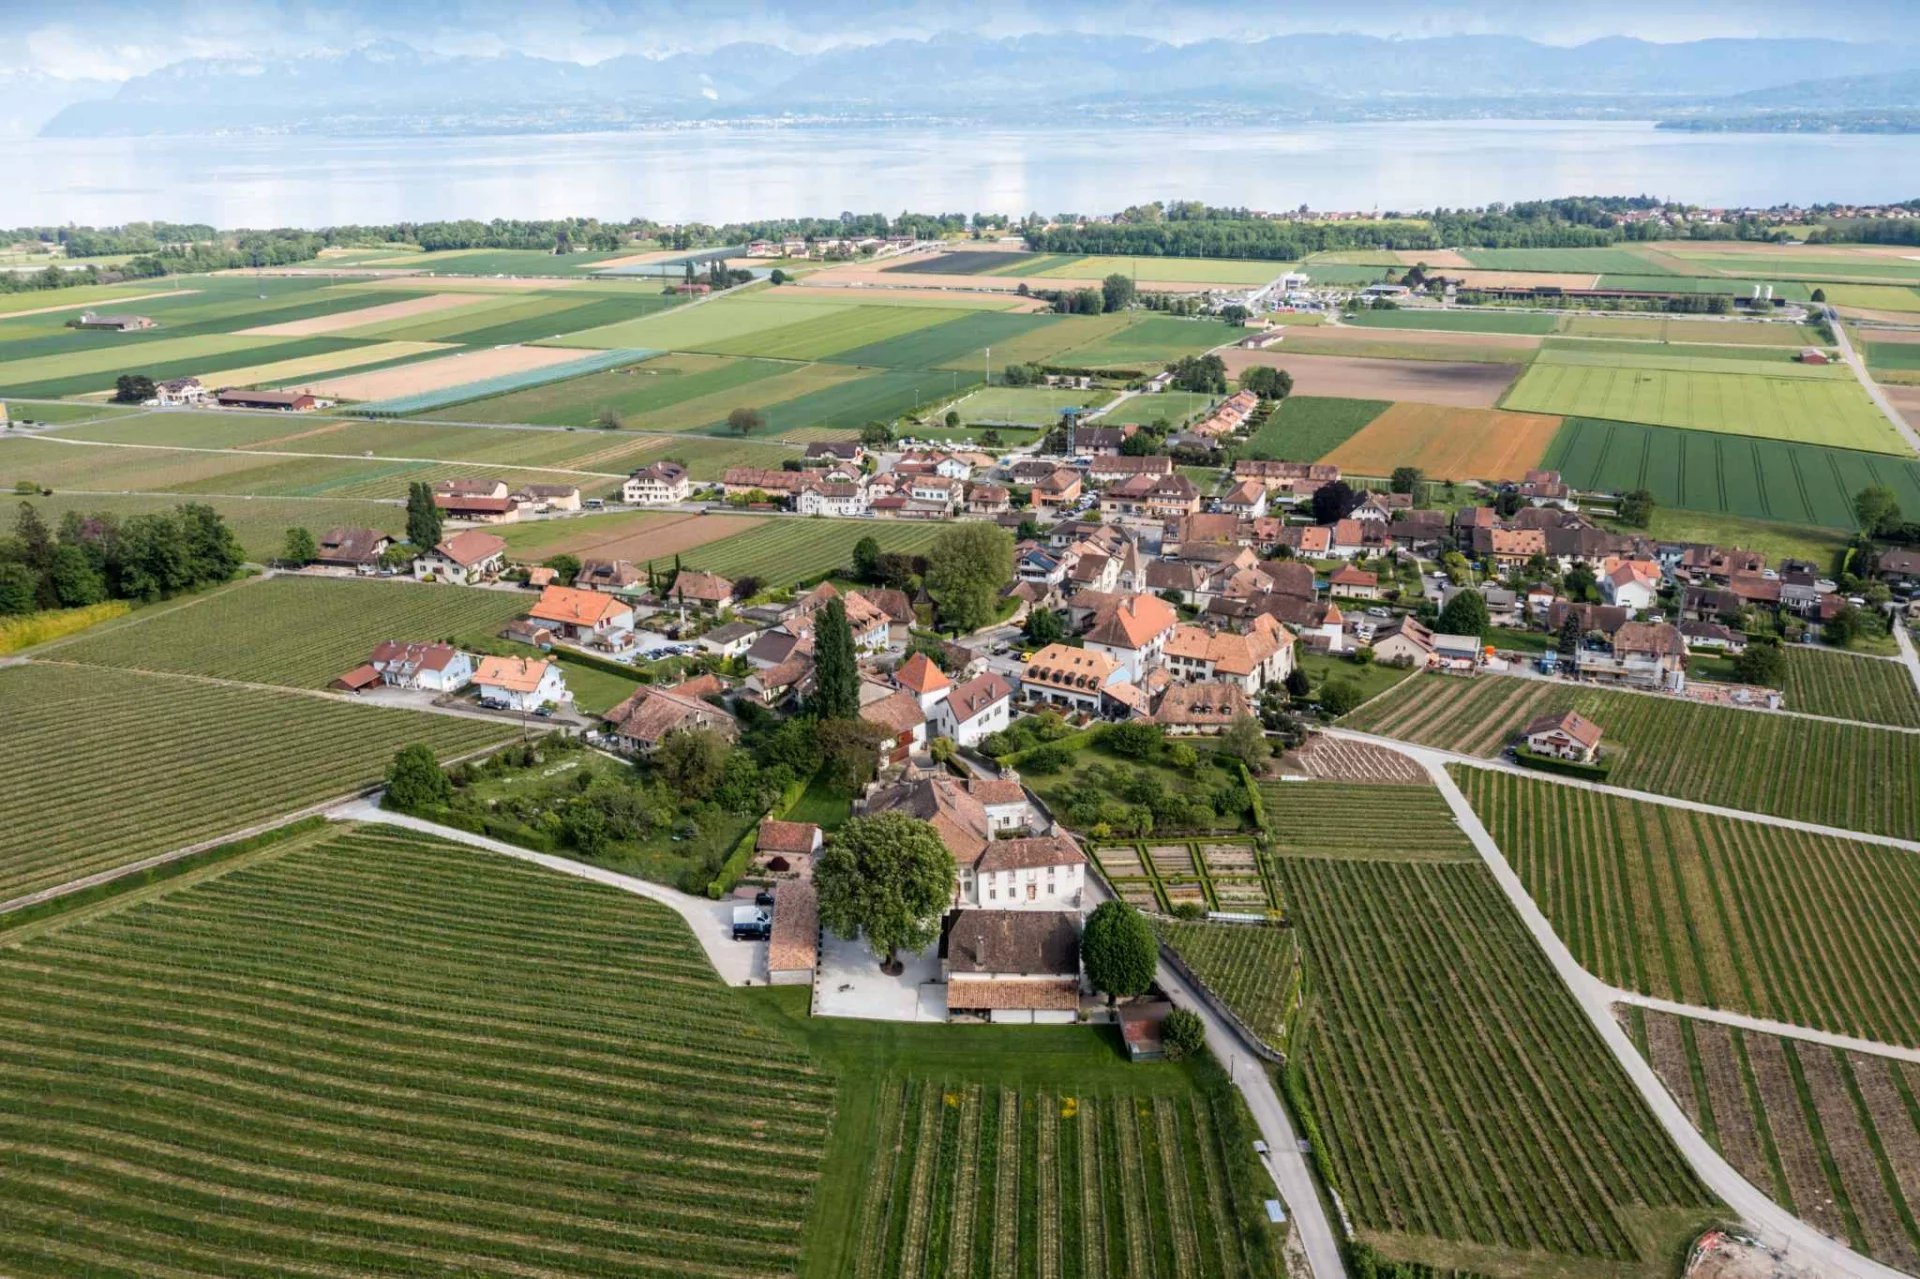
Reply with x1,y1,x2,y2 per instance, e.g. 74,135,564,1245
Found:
7,120,1918,226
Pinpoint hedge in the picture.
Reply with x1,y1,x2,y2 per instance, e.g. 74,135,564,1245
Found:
1512,745,1612,782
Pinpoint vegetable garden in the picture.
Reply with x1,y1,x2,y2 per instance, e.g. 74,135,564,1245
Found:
0,823,836,1276
1275,855,1717,1268
52,577,530,689
1632,1009,1920,1275
0,664,509,906
1345,673,1920,840
1461,769,1920,1048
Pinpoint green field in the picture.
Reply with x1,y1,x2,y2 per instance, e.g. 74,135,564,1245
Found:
1635,509,1849,570
1670,253,1920,283
1504,361,1903,454
827,312,1061,371
1556,316,1819,346
1276,853,1717,1271
1822,284,1920,314
1101,390,1220,429
698,304,963,362
1596,274,1813,299
946,385,1113,426
420,353,793,428
0,662,508,904
0,823,836,1276
51,577,530,688
349,292,678,346
1344,674,1920,840
1541,416,1920,529
0,333,370,398
667,518,951,586
1035,255,1287,285
1239,396,1389,462
548,294,857,351
1462,247,1673,275
1779,646,1920,727
1542,337,1826,363
1341,309,1560,335
1866,342,1920,372
1058,317,1233,370
1633,1010,1920,1274
1462,769,1920,1048
388,247,637,275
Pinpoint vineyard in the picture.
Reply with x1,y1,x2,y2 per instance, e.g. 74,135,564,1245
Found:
1779,646,1920,729
667,518,950,588
1283,736,1427,783
1344,673,1920,840
1153,920,1302,1055
1275,855,1717,1268
845,1077,1277,1279
51,577,530,688
1630,1008,1920,1274
1461,769,1920,1048
0,663,509,905
1257,781,1475,862
0,823,838,1277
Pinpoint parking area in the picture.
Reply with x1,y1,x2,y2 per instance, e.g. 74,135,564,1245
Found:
813,931,947,1022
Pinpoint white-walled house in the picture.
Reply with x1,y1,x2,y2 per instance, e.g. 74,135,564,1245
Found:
368,641,474,693
1082,594,1178,684
413,530,507,585
473,656,570,712
623,461,692,505
959,834,1086,909
796,481,869,517
939,672,1014,747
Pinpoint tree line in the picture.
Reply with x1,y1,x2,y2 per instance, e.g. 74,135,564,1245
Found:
0,501,244,616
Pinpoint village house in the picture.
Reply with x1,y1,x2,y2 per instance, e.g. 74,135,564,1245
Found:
895,450,971,481
473,656,569,712
755,819,823,878
967,834,1086,911
939,672,1015,747
154,376,206,406
312,526,392,573
964,483,1011,516
432,479,520,524
866,774,1072,909
1327,519,1374,559
1031,468,1084,516
528,584,636,646
859,689,928,767
892,652,951,721
1154,680,1251,733
1161,614,1294,694
413,530,507,585
796,481,870,517
367,641,473,693
1233,458,1341,502
1573,620,1687,691
1021,644,1125,715
514,484,581,514
766,879,819,985
623,461,692,505
804,441,864,466
1489,528,1546,570
1327,565,1380,601
1069,425,1129,456
698,620,762,659
1370,617,1436,667
721,467,807,500
1680,620,1746,654
1600,557,1664,613
941,910,1082,1024
668,570,736,612
1100,473,1201,521
575,559,646,593
1518,469,1576,509
602,676,739,755
1083,593,1179,682
1874,547,1920,590
1086,454,1173,485
1217,479,1268,519
1522,710,1603,763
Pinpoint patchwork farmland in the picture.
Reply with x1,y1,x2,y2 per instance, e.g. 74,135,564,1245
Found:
1321,403,1563,483
1462,769,1920,1047
1344,674,1920,839
1631,1009,1920,1276
0,663,509,904
0,824,836,1277
49,577,531,690
1276,854,1718,1269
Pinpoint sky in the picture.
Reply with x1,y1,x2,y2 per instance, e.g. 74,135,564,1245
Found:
9,0,1919,81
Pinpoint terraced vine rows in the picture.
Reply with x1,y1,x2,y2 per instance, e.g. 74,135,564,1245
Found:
1462,769,1920,1047
51,577,530,689
1274,856,1716,1264
1344,673,1920,840
1152,921,1302,1055
0,825,836,1277
1779,646,1920,729
1635,1010,1920,1274
1257,781,1474,862
0,663,509,905
848,1080,1270,1278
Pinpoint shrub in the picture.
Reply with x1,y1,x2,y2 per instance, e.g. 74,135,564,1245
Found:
1162,1008,1207,1060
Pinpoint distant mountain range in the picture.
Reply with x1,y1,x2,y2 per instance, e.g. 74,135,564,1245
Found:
29,34,1920,138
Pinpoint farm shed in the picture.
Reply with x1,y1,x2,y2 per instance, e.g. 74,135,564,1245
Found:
767,879,819,986
1119,1001,1173,1062
941,908,1082,1025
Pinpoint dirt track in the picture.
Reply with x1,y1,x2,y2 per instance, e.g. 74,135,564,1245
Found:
1221,349,1522,407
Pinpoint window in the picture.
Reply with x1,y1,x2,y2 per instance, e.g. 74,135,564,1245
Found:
989,889,997,901
1027,883,1037,901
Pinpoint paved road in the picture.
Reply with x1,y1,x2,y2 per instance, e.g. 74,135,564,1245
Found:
1830,306,1920,455
329,800,760,983
1606,989,1920,1065
1894,621,1920,701
1329,726,1920,854
1419,751,1912,1279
